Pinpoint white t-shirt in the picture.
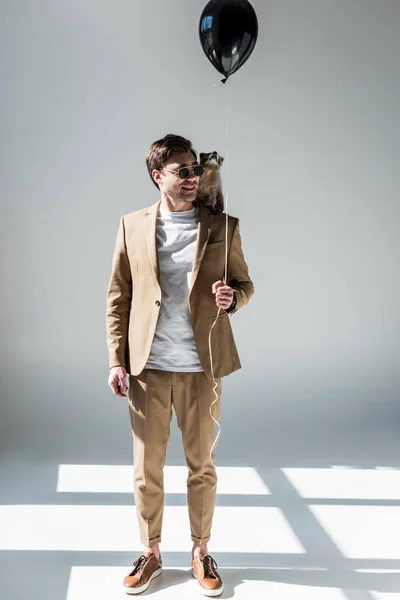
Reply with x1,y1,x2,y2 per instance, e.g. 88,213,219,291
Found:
144,203,203,372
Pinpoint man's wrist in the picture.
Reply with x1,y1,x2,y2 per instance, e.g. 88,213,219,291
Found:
225,295,237,313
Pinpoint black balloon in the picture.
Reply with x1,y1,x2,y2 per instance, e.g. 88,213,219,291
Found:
199,0,258,83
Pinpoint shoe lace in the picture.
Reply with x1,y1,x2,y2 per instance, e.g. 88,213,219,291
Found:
202,554,218,578
130,554,148,575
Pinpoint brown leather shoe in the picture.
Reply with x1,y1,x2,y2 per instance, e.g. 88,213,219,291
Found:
123,551,162,594
191,553,224,596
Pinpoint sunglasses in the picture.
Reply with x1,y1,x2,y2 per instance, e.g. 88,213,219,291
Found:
163,165,204,179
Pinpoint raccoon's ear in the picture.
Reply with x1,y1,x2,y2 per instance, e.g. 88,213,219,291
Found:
199,152,206,158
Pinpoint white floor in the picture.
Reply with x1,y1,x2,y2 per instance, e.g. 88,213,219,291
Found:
1,459,400,599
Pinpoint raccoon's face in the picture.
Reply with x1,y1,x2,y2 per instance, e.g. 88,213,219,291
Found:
199,151,224,167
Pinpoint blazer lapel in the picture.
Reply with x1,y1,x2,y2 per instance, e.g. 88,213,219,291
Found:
144,199,213,293
145,199,161,284
189,200,213,295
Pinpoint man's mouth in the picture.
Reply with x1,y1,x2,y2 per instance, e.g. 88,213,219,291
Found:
182,184,196,191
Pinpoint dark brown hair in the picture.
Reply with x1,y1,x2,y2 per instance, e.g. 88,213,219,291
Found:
146,134,198,190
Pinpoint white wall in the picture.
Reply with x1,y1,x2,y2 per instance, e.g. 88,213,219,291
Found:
1,0,399,466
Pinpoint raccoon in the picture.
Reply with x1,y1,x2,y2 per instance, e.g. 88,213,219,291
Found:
195,151,225,214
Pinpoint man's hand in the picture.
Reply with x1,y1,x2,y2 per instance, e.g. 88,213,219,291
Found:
212,280,236,310
108,365,128,398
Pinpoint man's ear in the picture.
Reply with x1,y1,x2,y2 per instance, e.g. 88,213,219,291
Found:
152,169,161,186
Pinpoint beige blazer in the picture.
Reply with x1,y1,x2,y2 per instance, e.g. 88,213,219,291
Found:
106,199,254,379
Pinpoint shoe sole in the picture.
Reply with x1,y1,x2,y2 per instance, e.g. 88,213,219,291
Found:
191,568,224,596
123,566,162,594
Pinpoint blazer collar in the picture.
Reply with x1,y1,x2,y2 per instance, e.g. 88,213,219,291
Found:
145,199,213,294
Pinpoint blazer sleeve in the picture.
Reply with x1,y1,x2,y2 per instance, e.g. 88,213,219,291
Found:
226,218,254,315
106,216,132,369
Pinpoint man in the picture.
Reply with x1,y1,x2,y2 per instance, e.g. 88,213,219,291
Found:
106,133,254,595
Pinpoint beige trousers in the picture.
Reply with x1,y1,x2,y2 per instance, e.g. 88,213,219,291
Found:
127,368,222,546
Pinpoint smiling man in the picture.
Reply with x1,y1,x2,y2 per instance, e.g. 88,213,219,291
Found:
106,133,254,595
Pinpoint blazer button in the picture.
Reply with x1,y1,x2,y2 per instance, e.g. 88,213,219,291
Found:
155,300,161,306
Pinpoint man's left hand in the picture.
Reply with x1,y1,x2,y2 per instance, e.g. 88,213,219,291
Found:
212,280,235,310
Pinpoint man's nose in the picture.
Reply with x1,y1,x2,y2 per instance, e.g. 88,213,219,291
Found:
186,169,197,181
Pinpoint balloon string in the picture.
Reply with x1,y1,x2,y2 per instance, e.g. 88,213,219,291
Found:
213,76,229,88
208,80,230,468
